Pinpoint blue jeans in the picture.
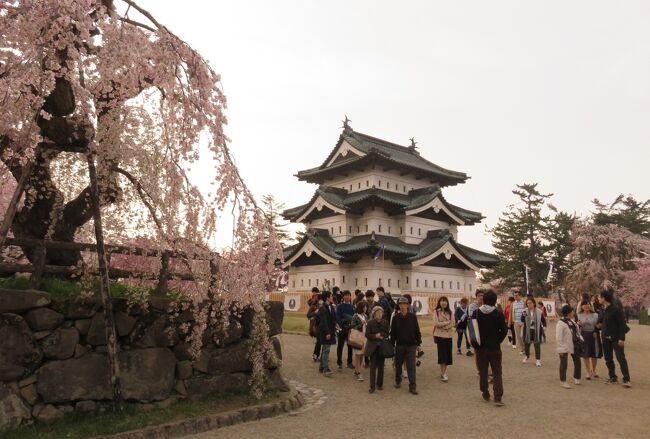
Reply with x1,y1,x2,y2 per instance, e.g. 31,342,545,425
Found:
320,343,332,371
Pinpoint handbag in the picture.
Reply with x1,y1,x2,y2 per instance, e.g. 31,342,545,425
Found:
348,328,365,350
563,318,584,356
379,339,395,358
466,316,481,349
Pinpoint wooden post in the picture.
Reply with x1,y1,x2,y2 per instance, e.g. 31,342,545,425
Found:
86,151,123,411
0,159,36,249
28,241,46,289
156,251,170,296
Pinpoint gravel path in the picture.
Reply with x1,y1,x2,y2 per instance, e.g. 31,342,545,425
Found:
189,321,650,439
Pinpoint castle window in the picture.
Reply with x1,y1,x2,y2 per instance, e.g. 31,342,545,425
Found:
388,279,391,287
365,225,368,233
355,278,358,286
301,279,304,287
357,226,360,233
400,227,403,234
364,278,368,286
339,226,342,234
349,226,352,234
441,280,444,289
397,279,400,288
378,225,382,232
332,278,335,286
449,281,452,290
388,226,391,234
378,278,382,286
366,180,369,187
433,280,437,288
403,185,406,192
410,227,413,234
425,279,428,288
469,283,472,292
349,184,352,191
378,180,381,187
406,276,409,284
342,275,345,284
395,183,398,190
418,228,421,236
308,279,311,287
292,280,295,288
416,279,420,287
457,281,461,290
358,182,361,189
316,279,319,286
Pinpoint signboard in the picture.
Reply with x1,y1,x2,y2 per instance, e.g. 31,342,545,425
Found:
411,296,429,316
284,295,301,312
541,300,556,318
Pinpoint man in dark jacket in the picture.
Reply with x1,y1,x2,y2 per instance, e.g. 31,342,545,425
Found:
599,290,631,387
391,297,422,394
472,290,508,406
376,286,393,320
454,297,472,356
336,290,355,370
318,291,337,376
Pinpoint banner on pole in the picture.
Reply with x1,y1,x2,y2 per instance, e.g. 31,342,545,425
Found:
284,294,301,312
411,296,429,316
541,300,556,317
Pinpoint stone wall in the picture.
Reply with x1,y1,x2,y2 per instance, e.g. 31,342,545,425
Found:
0,288,285,429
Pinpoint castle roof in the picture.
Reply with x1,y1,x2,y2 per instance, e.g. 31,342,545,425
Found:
282,229,499,270
296,128,468,186
282,185,483,225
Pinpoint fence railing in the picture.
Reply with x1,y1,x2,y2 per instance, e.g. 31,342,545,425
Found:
0,237,218,294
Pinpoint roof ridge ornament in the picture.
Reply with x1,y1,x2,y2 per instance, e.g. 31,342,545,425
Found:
341,115,352,133
409,137,420,155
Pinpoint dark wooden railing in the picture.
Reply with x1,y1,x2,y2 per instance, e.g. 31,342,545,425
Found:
0,237,218,294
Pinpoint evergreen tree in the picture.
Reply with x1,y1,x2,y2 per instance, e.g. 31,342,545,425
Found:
261,194,292,247
546,207,577,288
482,183,553,294
592,195,650,237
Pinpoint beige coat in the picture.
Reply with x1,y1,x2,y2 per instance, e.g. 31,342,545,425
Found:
432,309,455,338
556,319,575,354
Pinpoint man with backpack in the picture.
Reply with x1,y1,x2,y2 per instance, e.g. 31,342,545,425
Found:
471,289,508,406
336,290,355,370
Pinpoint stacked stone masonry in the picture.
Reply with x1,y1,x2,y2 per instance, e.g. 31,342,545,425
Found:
0,288,286,430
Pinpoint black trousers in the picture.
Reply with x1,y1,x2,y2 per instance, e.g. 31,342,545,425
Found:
559,353,581,381
336,331,353,366
603,338,630,381
508,324,516,345
456,329,470,351
369,350,385,390
395,345,417,390
524,329,541,360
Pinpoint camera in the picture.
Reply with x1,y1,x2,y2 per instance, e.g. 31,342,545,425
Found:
416,350,424,367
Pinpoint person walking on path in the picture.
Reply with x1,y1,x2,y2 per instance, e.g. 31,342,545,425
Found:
471,290,508,406
599,290,631,387
512,291,525,355
521,297,545,367
504,296,516,349
307,288,322,362
454,298,473,356
577,300,602,380
556,305,582,389
350,301,368,381
537,301,548,343
365,306,390,393
391,297,422,395
317,291,337,376
336,290,355,370
433,296,455,382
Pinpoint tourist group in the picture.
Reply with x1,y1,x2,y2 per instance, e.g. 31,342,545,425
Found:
306,286,632,406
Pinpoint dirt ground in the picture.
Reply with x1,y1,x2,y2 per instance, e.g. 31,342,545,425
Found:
190,321,650,439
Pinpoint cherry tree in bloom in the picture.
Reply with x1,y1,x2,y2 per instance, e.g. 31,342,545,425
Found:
622,239,650,308
563,221,646,305
1,0,281,395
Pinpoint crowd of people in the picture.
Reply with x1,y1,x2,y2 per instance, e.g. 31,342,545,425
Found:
305,285,633,406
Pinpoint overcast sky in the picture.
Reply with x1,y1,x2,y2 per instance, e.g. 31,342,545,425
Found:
130,0,649,252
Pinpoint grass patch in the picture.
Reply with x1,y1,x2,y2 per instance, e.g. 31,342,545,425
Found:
2,390,282,439
282,312,435,335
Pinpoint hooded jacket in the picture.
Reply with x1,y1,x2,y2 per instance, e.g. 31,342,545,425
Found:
472,305,508,350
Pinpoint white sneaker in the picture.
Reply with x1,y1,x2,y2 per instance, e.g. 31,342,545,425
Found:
356,374,364,382
535,360,542,367
512,345,517,349
574,379,581,385
522,357,528,364
442,374,449,382
561,382,572,389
